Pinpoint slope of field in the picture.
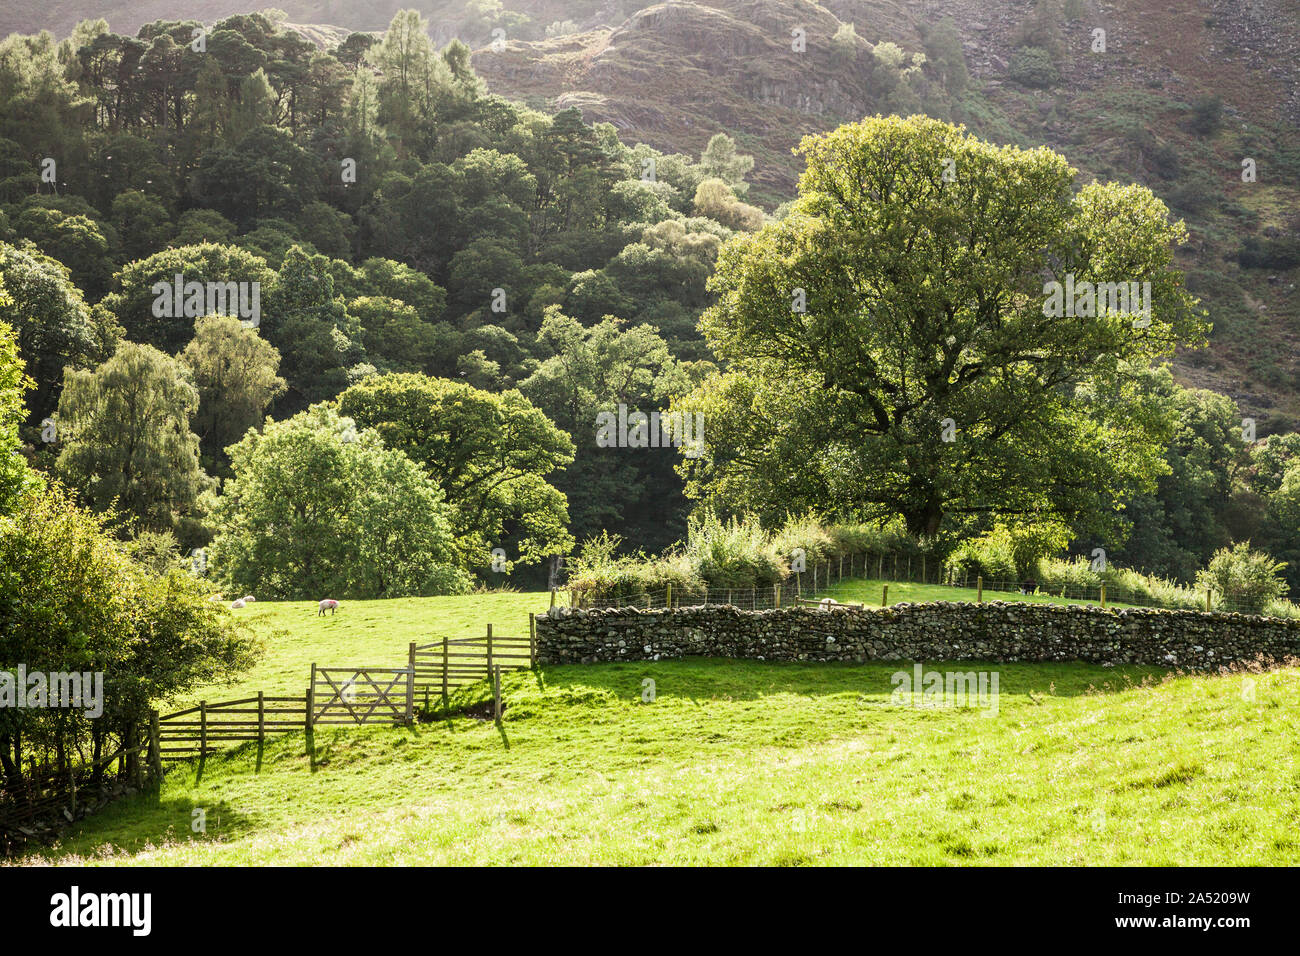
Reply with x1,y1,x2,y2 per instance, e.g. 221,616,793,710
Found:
178,591,549,707
19,655,1300,865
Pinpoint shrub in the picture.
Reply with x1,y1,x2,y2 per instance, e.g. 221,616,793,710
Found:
683,514,785,588
566,532,702,605
1009,47,1060,89
1195,543,1288,614
945,533,1017,584
771,514,835,568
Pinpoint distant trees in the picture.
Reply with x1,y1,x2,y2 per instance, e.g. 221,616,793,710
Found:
0,280,34,513
179,314,286,473
55,342,206,535
337,373,575,571
0,241,106,422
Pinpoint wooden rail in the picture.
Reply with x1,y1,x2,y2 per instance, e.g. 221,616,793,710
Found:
156,692,306,761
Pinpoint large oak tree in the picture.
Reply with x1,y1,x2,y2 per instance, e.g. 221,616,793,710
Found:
678,115,1207,541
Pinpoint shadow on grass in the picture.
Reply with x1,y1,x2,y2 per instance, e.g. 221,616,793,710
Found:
528,657,1175,705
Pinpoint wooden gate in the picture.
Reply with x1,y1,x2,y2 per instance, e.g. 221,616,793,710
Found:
409,623,536,708
309,666,413,726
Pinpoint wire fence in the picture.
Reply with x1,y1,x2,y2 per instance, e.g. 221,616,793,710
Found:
561,551,1297,618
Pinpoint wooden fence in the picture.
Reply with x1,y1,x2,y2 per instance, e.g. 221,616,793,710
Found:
409,621,537,710
5,619,538,845
156,693,308,762
1,732,155,850
310,666,413,726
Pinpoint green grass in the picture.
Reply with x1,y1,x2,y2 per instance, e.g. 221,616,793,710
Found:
813,577,1128,609
13,589,1297,866
177,591,549,708
19,656,1300,866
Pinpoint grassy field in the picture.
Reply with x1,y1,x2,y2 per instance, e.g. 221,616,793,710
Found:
20,658,1300,866
13,588,1299,866
176,591,549,707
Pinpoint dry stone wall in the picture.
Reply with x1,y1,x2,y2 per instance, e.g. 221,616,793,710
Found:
536,601,1300,671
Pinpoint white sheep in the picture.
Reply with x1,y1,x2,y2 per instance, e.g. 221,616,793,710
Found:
318,599,339,616
818,597,839,611
242,595,256,603
230,598,246,610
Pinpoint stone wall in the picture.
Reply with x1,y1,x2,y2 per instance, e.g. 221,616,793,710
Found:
535,601,1300,671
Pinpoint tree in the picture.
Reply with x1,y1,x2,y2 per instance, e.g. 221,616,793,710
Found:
678,115,1207,540
179,314,287,473
521,308,693,552
0,241,105,422
10,205,114,300
110,189,174,263
55,341,206,533
0,482,257,788
0,278,36,514
102,242,276,354
264,245,364,408
699,133,755,197
336,373,575,570
206,404,470,598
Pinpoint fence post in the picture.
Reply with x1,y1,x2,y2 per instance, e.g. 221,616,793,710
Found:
839,554,844,580
406,642,416,725
304,683,314,753
441,636,449,708
199,700,207,760
149,709,162,782
1100,583,1107,609
258,691,265,747
486,624,494,682
921,554,926,583
1205,589,1212,612
728,588,733,606
550,587,556,609
529,612,537,666
774,583,781,608
666,583,672,609
882,584,888,607
493,665,502,723
977,576,983,604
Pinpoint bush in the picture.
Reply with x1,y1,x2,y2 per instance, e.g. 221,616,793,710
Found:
945,522,1066,584
771,514,835,569
683,514,785,588
566,532,702,606
945,534,1017,584
1009,47,1060,89
1195,543,1289,614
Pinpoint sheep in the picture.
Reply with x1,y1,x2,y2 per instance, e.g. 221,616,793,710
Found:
242,595,256,603
208,594,223,602
230,598,246,610
318,599,339,616
818,597,839,611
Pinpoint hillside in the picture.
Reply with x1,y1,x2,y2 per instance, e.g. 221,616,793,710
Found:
7,0,1294,427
